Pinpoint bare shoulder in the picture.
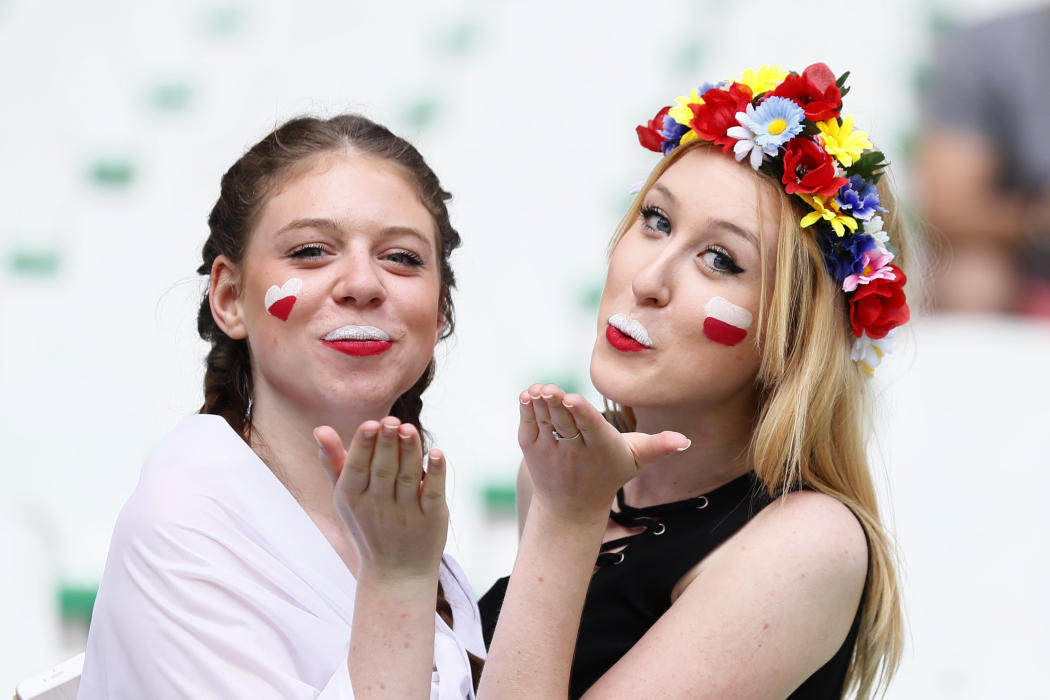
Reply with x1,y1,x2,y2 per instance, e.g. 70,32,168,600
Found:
705,489,868,600
587,491,870,697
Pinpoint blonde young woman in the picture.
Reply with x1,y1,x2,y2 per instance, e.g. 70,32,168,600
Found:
476,64,909,699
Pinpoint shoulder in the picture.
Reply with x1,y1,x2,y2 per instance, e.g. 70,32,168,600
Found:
706,489,868,604
110,415,266,556
587,491,867,696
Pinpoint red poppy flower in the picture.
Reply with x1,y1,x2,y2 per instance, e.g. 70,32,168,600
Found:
849,267,909,339
771,63,842,122
689,82,753,151
781,137,848,196
636,106,672,153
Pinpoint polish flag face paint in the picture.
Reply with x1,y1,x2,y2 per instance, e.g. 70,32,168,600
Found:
265,278,303,321
702,296,753,347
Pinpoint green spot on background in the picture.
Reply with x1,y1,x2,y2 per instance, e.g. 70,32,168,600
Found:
578,280,603,311
480,481,516,518
202,4,247,37
529,373,585,397
897,126,920,163
912,62,935,94
88,158,135,187
436,21,479,57
673,39,706,75
403,97,440,130
925,7,959,38
58,581,98,623
9,247,61,276
149,81,193,112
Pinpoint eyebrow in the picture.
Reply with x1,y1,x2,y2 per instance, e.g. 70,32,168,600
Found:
273,217,434,251
649,183,760,248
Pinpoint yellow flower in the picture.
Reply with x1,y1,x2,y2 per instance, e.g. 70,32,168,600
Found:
816,116,872,167
798,194,858,237
679,129,700,146
668,88,704,126
736,65,788,95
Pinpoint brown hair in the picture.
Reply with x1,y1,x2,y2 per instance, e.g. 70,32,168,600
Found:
605,140,905,698
196,114,460,441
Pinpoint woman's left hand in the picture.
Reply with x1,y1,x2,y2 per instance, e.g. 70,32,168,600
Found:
518,383,689,523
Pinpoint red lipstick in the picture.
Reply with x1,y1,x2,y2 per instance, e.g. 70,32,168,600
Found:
606,325,648,352
322,340,393,357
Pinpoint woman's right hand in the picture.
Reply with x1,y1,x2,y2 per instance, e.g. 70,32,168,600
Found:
517,383,689,523
314,418,448,580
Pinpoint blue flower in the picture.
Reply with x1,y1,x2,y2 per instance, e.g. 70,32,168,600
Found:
658,116,690,154
741,96,805,150
698,80,729,96
836,175,886,221
817,226,877,284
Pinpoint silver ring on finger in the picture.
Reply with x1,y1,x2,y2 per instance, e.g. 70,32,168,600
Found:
552,428,581,441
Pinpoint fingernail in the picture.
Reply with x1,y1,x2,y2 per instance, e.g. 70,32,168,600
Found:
362,426,378,441
676,440,692,452
520,396,531,405
382,423,398,437
561,400,573,409
540,394,553,399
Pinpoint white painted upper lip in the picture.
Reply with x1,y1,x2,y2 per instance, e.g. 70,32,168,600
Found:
608,314,653,347
323,325,391,342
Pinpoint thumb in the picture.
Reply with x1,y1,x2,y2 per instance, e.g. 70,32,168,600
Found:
624,431,691,469
314,426,348,482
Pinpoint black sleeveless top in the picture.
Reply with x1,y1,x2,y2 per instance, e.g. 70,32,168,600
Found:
478,472,861,699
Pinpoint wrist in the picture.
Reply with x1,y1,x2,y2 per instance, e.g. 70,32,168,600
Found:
356,562,440,592
531,494,610,525
526,497,609,538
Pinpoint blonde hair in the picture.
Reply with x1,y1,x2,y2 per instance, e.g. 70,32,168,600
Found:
605,141,904,698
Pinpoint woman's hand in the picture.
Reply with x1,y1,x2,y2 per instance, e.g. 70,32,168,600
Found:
314,418,447,580
518,383,689,523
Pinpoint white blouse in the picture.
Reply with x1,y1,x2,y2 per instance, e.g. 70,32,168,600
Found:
79,414,484,699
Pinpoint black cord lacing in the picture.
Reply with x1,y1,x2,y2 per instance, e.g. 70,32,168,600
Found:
595,488,710,567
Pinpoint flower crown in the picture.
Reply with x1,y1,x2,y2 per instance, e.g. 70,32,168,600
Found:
636,63,909,375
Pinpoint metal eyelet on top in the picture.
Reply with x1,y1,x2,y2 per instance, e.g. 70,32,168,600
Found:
696,496,709,509
610,551,625,565
650,522,666,536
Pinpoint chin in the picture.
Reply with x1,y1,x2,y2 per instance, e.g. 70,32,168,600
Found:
589,349,643,408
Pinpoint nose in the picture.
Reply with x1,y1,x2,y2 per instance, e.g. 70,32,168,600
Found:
631,250,673,308
332,246,386,307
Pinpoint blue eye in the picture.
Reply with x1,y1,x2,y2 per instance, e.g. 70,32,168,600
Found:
641,206,671,234
289,243,328,259
701,248,745,275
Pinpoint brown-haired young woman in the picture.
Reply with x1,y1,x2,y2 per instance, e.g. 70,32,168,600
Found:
79,114,483,699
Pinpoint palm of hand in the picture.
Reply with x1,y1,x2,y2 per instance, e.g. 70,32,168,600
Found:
315,419,448,580
518,384,689,522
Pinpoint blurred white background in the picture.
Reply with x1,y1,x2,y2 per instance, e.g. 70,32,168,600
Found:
1,0,1047,697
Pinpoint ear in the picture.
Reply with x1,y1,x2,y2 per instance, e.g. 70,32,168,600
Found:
434,313,445,344
209,255,248,340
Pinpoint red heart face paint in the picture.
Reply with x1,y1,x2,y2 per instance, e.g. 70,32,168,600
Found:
702,296,753,347
265,278,302,321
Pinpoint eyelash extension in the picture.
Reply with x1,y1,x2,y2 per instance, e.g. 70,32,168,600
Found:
640,204,671,234
705,245,746,275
